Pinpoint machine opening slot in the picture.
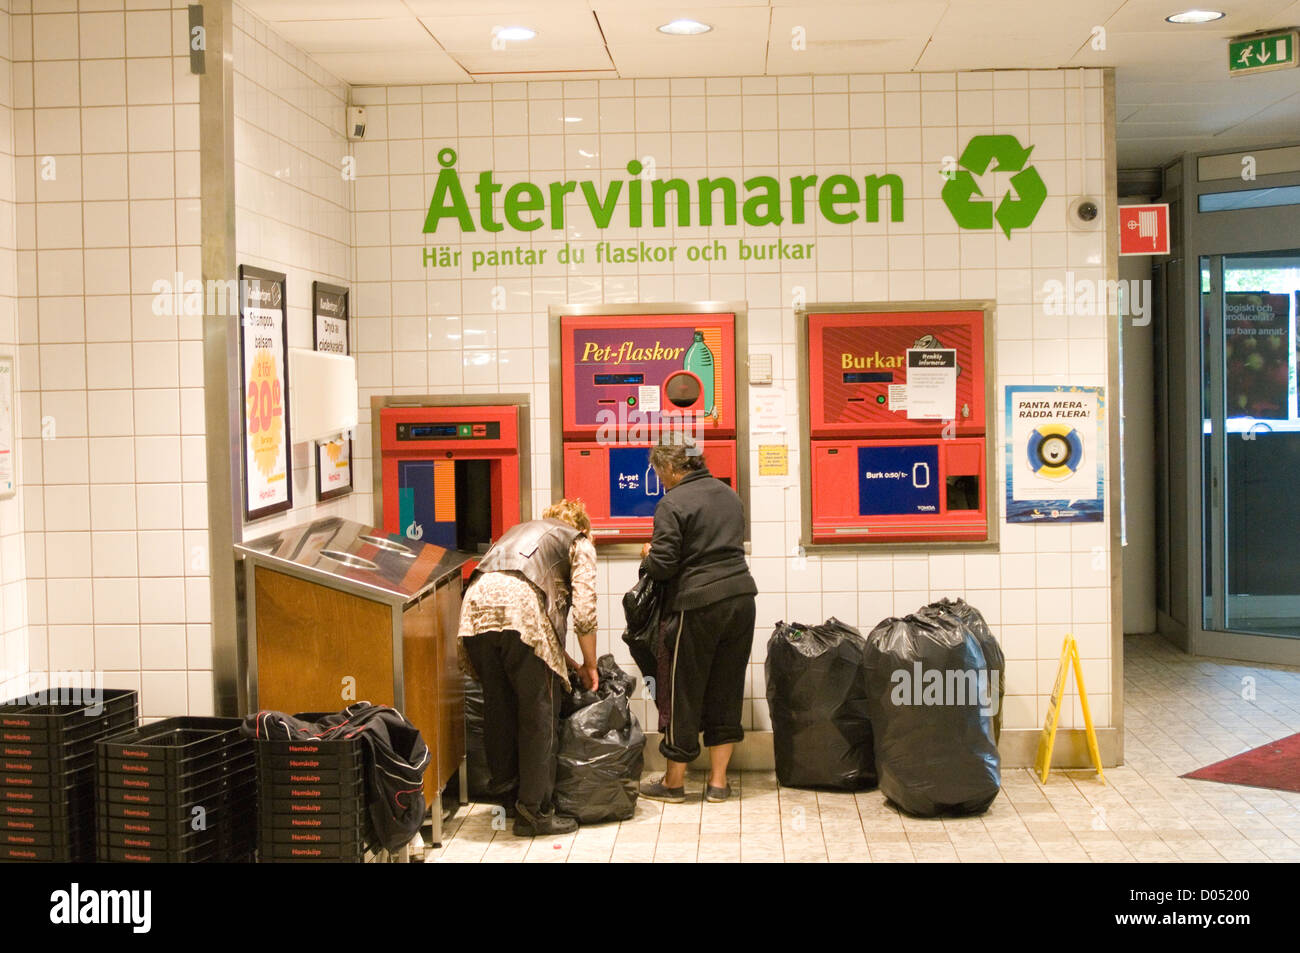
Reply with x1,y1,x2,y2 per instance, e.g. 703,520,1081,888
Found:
455,459,494,553
945,475,980,511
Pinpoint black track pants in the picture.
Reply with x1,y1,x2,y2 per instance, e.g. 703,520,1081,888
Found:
462,630,564,814
659,594,756,764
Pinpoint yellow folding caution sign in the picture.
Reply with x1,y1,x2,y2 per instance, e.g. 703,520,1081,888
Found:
1034,634,1105,784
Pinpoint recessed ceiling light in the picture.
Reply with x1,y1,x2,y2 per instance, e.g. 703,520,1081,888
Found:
658,19,712,36
1165,9,1225,23
494,26,536,42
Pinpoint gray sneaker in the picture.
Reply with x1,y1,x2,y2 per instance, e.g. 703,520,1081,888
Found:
705,781,733,803
639,776,686,804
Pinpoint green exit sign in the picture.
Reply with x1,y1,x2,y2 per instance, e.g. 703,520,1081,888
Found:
1229,31,1299,74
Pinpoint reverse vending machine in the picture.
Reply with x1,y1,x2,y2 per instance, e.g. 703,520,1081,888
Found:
799,303,995,546
551,304,748,545
375,399,530,555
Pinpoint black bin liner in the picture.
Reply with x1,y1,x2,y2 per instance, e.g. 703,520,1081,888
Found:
765,618,876,790
924,598,1006,743
554,656,645,823
863,599,1003,817
463,676,493,801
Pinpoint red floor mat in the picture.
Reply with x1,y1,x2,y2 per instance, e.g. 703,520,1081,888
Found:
1182,732,1300,793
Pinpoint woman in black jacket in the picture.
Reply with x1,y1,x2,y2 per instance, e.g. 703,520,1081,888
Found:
638,437,757,803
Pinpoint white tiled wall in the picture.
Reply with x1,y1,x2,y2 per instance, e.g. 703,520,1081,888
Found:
348,70,1116,735
0,0,26,703
13,0,204,719
232,3,354,539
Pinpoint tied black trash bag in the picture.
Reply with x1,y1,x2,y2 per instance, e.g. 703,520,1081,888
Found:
621,566,664,686
463,676,493,800
863,602,1002,817
554,655,645,823
766,618,876,790
921,598,1006,743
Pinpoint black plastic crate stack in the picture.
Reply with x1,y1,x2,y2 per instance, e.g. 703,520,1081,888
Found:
255,719,367,862
96,717,255,863
0,689,139,863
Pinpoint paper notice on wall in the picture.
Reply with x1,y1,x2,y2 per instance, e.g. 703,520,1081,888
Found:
758,444,788,477
637,385,660,413
751,388,786,434
887,384,908,412
905,348,956,420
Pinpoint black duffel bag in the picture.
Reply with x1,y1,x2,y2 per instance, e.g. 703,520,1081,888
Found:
765,618,876,790
554,655,645,823
863,603,1002,817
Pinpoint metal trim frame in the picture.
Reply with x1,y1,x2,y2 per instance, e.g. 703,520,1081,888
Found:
391,607,406,713
200,0,242,717
368,393,533,533
547,301,751,558
1103,69,1125,762
233,546,430,607
1161,135,1300,666
794,299,1000,554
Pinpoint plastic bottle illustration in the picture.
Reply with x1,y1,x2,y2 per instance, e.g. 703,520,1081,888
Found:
683,330,715,416
645,461,661,496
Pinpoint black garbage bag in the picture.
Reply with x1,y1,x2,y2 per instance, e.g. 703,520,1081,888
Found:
765,618,876,790
554,655,645,823
920,598,1006,743
463,676,493,800
863,604,1002,817
621,566,664,686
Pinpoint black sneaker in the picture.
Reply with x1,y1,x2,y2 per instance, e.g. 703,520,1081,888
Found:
512,802,578,837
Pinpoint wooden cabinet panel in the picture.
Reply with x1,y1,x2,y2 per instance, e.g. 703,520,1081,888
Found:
254,567,394,714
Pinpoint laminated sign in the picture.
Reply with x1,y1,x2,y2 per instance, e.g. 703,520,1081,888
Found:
1005,385,1103,523
313,281,353,503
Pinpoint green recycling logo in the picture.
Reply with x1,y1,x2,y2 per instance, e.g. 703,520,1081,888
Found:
942,135,1046,238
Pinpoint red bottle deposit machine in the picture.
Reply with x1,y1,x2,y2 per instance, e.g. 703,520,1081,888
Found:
379,403,524,555
554,307,744,543
802,306,992,545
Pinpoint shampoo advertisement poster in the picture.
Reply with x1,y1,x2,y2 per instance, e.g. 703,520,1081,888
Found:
239,266,292,521
1005,384,1104,523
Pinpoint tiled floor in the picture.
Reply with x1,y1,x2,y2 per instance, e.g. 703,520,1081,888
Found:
428,635,1300,862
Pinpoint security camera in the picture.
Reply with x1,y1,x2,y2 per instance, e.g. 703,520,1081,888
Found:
347,106,367,141
1068,196,1101,230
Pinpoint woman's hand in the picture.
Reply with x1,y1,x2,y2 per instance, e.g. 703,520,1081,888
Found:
640,542,652,558
578,659,600,692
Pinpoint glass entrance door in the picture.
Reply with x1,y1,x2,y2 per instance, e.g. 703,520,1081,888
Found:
1202,249,1300,639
